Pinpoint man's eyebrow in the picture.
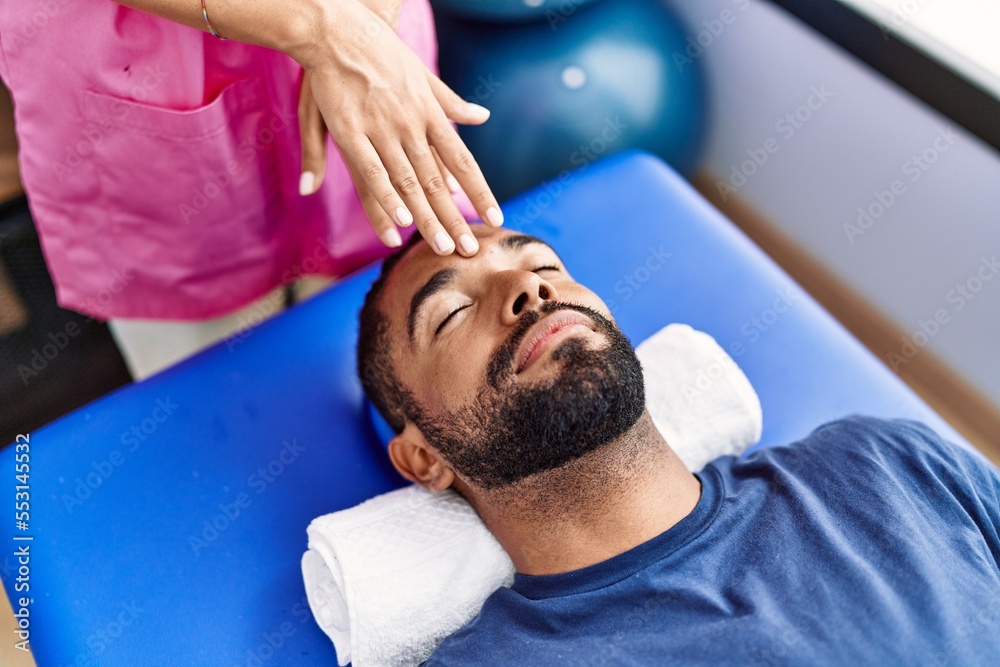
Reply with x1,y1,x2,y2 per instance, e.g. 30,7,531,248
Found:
408,267,457,345
499,233,552,252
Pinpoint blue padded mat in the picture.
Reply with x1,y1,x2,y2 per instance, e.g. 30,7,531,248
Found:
1,152,966,666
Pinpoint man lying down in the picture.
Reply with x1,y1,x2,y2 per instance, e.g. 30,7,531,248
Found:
356,224,1000,665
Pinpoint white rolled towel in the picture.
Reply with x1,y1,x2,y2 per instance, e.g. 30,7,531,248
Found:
302,323,762,666
302,485,513,667
637,323,762,471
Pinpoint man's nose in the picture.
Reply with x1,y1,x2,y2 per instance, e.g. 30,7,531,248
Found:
499,271,559,326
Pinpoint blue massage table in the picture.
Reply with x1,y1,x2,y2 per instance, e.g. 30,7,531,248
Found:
1,152,968,666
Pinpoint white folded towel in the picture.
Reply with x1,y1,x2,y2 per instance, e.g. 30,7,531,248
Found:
636,323,762,471
303,324,763,666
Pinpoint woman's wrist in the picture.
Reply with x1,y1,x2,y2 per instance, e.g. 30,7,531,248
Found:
114,0,337,60
281,0,390,73
191,0,346,67
266,0,344,68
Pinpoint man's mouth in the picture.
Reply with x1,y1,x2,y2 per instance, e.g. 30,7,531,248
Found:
514,310,596,374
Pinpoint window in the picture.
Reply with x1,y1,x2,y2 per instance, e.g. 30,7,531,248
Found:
839,0,1000,99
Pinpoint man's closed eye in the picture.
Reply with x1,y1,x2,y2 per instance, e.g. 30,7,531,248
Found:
433,265,562,337
435,304,472,336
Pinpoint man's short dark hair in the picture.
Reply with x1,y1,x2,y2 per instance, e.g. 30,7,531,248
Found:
356,231,425,434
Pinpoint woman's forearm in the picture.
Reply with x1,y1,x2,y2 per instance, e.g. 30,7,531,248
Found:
114,0,504,255
114,0,337,64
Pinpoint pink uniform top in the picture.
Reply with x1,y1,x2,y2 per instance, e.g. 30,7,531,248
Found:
0,0,438,320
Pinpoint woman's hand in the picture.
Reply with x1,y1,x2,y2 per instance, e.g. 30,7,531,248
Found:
299,72,467,248
115,0,498,254
294,0,502,256
358,0,401,31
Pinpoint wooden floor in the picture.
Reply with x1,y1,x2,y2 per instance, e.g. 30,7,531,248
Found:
692,169,1000,465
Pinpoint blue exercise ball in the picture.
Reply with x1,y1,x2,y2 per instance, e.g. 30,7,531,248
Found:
436,0,707,201
430,0,604,24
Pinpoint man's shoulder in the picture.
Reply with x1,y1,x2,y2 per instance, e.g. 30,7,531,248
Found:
801,414,971,470
730,415,996,502
420,588,522,666
749,415,960,468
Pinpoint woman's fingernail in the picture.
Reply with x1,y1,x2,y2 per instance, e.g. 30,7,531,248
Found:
446,174,461,193
486,206,504,227
467,103,491,121
395,207,413,227
458,233,478,255
383,227,402,248
299,171,316,196
434,230,456,254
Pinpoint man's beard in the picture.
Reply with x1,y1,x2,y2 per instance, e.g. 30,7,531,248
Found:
406,301,646,490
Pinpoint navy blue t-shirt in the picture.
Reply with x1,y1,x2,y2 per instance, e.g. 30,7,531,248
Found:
422,416,1000,666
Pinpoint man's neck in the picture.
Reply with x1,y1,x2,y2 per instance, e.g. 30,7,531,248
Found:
470,410,702,576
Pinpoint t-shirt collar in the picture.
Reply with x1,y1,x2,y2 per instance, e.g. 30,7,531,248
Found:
511,465,725,600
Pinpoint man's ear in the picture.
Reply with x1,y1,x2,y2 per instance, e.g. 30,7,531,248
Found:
387,424,456,492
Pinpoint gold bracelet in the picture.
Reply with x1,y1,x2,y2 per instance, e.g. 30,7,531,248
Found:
200,0,228,40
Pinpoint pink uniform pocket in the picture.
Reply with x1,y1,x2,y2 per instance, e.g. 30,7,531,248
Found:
75,77,294,317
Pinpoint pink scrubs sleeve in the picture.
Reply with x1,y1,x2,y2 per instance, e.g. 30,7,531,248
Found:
0,0,454,320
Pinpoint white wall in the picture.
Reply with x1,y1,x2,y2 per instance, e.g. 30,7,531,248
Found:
666,0,1000,407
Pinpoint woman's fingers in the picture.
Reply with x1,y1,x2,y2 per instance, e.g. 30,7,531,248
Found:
298,3,498,254
405,140,479,256
423,70,501,225
428,116,504,228
432,146,461,195
426,73,491,127
341,136,416,241
343,139,470,254
298,71,328,196
344,159,402,248
376,142,458,256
